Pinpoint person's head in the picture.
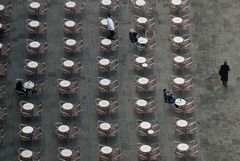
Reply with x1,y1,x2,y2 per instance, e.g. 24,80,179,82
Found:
163,89,167,92
224,60,227,65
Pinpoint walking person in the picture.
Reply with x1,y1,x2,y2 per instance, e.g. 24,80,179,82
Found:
219,61,230,87
107,14,115,40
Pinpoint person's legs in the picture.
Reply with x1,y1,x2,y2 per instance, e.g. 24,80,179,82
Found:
107,30,115,39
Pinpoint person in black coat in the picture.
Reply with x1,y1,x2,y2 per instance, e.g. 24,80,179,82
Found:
129,28,138,43
219,61,230,87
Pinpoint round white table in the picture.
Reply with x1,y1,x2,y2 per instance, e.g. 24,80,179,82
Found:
65,1,76,8
99,58,110,66
63,60,74,67
0,5,5,11
27,61,38,68
173,36,184,43
60,80,71,88
177,143,189,151
24,81,34,89
58,125,70,133
175,98,186,106
138,37,148,44
100,79,111,86
101,146,112,154
174,56,185,63
61,149,73,157
136,0,146,7
62,103,73,110
171,0,182,6
101,19,108,26
174,77,185,85
30,41,40,48
140,145,152,153
101,0,112,6
30,2,40,9
137,17,148,24
148,129,154,135
135,57,146,64
140,121,151,130
136,99,147,107
172,17,183,24
29,21,40,28
99,100,110,108
21,150,33,159
22,126,34,134
138,77,149,85
66,39,76,46
176,119,188,127
101,39,112,46
23,103,34,111
65,20,76,27
142,63,148,68
100,122,111,131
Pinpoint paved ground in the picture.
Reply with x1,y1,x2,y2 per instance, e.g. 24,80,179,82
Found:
0,0,240,161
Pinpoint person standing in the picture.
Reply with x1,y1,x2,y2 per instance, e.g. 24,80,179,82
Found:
107,14,115,40
219,61,230,87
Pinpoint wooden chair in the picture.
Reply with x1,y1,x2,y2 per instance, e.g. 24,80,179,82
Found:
0,85,5,99
60,58,82,75
0,43,10,57
18,148,40,161
0,62,7,76
55,122,79,140
97,120,119,138
0,2,12,17
0,106,7,121
63,19,82,34
58,147,81,161
58,101,82,118
63,38,84,53
145,28,155,44
0,21,10,36
27,0,47,16
0,129,5,143
64,1,86,15
19,124,42,141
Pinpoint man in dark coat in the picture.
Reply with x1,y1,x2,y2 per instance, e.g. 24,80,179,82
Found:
219,61,230,87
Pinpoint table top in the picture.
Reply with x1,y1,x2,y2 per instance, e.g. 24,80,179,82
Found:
138,37,148,44
174,77,185,85
27,61,38,68
62,103,73,110
61,149,73,157
142,63,148,67
0,5,5,11
30,41,40,48
174,56,185,63
137,17,148,24
30,2,40,9
175,98,186,106
24,81,34,89
29,20,40,27
100,122,111,131
58,125,70,133
136,57,146,64
138,77,149,85
171,0,182,5
65,1,76,8
99,100,110,107
177,143,189,151
21,150,33,158
101,0,112,6
140,121,151,130
148,129,154,134
136,99,147,107
101,146,113,154
140,145,152,153
99,58,110,66
65,20,76,27
22,126,34,134
172,17,183,24
173,36,184,43
23,103,34,111
63,60,74,67
100,78,111,86
101,19,108,26
66,39,76,46
101,38,112,46
136,0,146,6
60,80,71,87
176,119,188,127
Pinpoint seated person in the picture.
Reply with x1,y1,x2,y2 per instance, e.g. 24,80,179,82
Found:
15,80,26,96
163,89,176,104
129,28,138,43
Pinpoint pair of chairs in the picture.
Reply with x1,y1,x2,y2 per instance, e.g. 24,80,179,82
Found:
170,15,190,33
26,19,47,35
63,38,84,53
97,121,119,138
26,39,48,56
134,15,155,32
0,1,12,17
18,148,40,161
174,140,199,159
27,0,47,16
98,144,121,161
19,101,42,118
169,34,192,53
136,120,160,137
57,79,79,95
95,98,119,115
55,122,79,140
171,54,192,70
99,0,120,13
57,147,81,161
100,37,119,53
0,43,10,57
97,57,119,73
136,77,157,92
58,101,82,118
174,117,197,137
170,75,193,92
19,124,42,141
134,98,156,115
63,19,83,34
174,97,196,115
97,77,119,93
0,62,7,76
134,55,154,72
60,58,82,75
24,60,47,76
168,0,190,14
64,0,86,15
137,143,161,161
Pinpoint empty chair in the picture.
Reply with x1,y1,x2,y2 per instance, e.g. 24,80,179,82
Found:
63,19,82,34
0,85,6,99
145,28,155,44
136,76,157,92
0,2,12,17
27,0,47,16
0,21,10,36
0,106,7,121
60,58,82,75
0,43,10,57
0,62,7,76
98,144,121,161
63,38,84,53
169,34,192,53
134,97,156,115
171,54,192,70
136,119,160,137
95,98,119,115
64,0,86,15
18,148,40,161
97,56,119,73
97,120,119,138
26,19,47,35
55,122,79,140
57,79,79,95
170,75,193,92
58,101,82,118
19,124,42,141
57,147,81,161
137,143,160,161
26,39,48,56
134,55,154,71
19,101,42,118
